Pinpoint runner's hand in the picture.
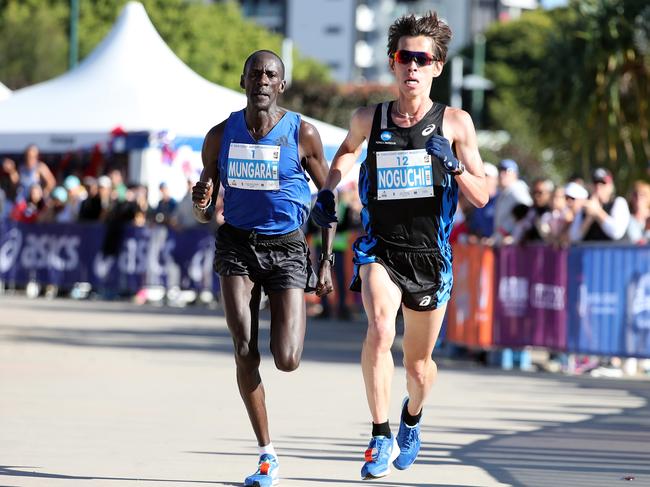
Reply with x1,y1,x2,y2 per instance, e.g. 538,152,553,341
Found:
311,189,338,228
192,180,213,209
426,135,463,174
316,260,334,297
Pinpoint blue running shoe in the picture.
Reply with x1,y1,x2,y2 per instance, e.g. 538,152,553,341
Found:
244,454,279,487
361,435,399,479
393,397,421,470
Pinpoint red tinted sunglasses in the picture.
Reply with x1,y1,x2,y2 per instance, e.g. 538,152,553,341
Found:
391,50,436,66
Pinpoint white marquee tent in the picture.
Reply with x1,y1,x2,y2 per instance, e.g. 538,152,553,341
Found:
0,1,349,157
0,82,11,102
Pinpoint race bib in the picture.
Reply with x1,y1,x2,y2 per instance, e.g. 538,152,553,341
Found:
376,149,433,200
227,143,280,190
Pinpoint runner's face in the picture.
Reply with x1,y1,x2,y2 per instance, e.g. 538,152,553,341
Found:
390,36,442,97
241,55,285,111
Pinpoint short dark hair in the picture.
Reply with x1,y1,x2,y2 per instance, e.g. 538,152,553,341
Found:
387,11,452,63
243,50,285,78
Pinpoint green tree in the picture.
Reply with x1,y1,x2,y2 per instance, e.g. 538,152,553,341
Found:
483,9,561,180
483,1,650,190
537,0,650,189
0,0,329,91
0,0,68,89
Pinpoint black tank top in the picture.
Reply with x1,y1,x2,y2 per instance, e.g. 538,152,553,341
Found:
358,101,458,250
583,200,616,241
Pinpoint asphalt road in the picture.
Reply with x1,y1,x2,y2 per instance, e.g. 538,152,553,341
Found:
1,295,649,487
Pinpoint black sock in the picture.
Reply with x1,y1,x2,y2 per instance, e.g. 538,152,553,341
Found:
372,421,391,438
402,400,422,427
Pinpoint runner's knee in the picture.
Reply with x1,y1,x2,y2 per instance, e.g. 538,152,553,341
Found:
272,348,301,372
366,317,396,352
404,358,436,386
233,341,260,369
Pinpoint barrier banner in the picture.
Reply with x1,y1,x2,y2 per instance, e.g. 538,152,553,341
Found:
447,244,495,347
567,245,650,358
494,245,567,349
0,220,219,295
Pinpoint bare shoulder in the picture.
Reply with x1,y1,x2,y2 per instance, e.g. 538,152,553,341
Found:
442,107,475,142
299,119,321,140
205,120,226,141
349,105,376,138
352,105,375,125
201,120,227,166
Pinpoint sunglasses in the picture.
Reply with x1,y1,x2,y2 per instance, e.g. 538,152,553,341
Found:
391,50,436,67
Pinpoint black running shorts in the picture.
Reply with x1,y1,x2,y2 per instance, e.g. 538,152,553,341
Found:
350,241,452,311
214,223,317,293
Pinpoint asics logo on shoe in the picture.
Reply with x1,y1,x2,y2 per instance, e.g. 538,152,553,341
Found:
418,296,431,307
421,124,436,136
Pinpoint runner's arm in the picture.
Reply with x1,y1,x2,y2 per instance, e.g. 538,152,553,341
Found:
192,123,224,223
300,120,335,296
446,108,488,208
321,107,372,192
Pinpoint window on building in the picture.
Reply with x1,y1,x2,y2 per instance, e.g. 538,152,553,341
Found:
324,25,342,35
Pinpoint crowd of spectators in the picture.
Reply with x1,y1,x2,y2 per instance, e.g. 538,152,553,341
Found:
453,159,650,246
0,145,201,231
2,145,648,247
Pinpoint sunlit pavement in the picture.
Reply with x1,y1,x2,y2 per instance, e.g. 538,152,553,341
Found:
1,295,649,487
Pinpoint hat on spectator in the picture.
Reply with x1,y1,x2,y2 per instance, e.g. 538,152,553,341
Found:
52,186,68,203
83,176,97,187
592,167,613,184
63,175,81,190
98,175,112,188
564,182,589,200
498,159,519,173
484,162,498,178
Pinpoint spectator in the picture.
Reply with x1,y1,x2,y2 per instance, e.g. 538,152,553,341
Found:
10,183,46,223
570,168,630,242
546,185,567,243
171,179,198,230
467,162,499,239
17,145,56,199
78,176,103,221
0,187,6,219
555,182,589,246
58,175,86,223
108,168,127,201
39,186,69,223
1,157,20,204
492,159,532,243
627,181,650,244
151,182,177,225
515,178,554,243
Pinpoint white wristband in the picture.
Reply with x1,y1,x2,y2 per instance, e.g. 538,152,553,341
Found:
193,197,212,211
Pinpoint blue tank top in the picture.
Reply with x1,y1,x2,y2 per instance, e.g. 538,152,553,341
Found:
217,110,310,234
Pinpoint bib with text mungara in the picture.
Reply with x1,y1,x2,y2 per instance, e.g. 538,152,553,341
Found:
227,143,280,190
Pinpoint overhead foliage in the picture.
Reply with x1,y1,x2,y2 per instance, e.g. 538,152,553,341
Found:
0,0,329,91
484,0,650,190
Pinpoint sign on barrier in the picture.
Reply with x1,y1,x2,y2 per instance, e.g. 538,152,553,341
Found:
447,244,495,347
0,220,219,295
494,245,567,349
567,245,650,358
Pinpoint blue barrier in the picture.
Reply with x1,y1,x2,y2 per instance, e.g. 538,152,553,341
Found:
0,219,219,295
567,245,650,358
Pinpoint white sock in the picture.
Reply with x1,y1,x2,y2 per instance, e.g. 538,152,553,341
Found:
260,443,277,458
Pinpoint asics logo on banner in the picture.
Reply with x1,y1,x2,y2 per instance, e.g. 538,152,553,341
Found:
418,295,432,307
421,124,436,136
380,131,393,142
